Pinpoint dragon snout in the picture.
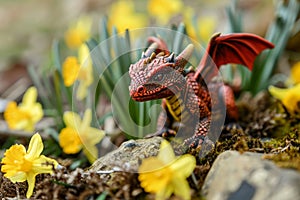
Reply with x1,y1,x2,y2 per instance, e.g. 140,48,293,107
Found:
136,85,146,93
129,85,146,97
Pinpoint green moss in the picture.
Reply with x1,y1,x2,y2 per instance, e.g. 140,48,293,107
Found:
263,128,300,171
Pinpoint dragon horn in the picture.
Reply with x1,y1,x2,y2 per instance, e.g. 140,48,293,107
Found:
145,42,158,57
165,53,175,63
175,44,194,68
147,36,170,55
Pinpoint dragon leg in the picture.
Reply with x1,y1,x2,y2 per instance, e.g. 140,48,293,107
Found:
145,99,177,138
183,117,212,149
222,85,239,121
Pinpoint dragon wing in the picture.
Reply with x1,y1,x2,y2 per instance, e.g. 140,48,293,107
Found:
194,33,274,82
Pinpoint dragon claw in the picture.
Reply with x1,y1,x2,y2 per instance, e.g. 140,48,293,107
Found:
183,134,214,156
145,128,177,139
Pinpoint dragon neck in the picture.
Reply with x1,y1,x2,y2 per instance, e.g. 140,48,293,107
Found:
164,80,191,121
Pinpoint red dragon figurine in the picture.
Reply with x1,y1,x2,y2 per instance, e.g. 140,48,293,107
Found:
129,32,274,150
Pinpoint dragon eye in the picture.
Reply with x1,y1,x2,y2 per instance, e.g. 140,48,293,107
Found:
153,73,164,82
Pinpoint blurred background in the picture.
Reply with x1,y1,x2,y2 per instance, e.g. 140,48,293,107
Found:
0,0,295,112
0,0,273,70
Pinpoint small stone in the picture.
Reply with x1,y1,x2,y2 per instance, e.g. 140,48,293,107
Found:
202,150,300,200
89,137,163,173
0,98,8,113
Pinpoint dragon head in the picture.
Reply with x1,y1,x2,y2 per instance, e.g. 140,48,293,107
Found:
129,43,194,101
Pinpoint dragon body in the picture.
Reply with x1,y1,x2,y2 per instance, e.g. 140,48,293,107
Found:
129,33,274,149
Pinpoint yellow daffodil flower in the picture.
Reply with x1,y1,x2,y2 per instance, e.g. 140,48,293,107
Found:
59,109,105,163
108,0,147,34
4,87,43,132
1,133,59,198
62,44,93,100
65,16,92,49
183,7,216,43
139,140,196,200
62,56,80,87
148,0,183,24
290,62,300,84
269,84,300,113
76,44,94,100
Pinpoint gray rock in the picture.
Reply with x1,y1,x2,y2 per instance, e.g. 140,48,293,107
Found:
0,98,8,113
202,150,300,200
89,137,163,172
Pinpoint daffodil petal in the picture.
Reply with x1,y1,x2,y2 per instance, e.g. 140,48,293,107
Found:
62,56,80,87
26,172,36,198
293,83,300,91
83,145,98,163
107,0,147,34
139,158,171,192
78,44,91,67
76,16,92,37
30,103,44,123
4,102,34,131
268,86,288,100
198,17,216,43
139,171,170,193
81,109,92,130
269,84,300,113
282,86,300,112
139,157,165,173
19,103,43,126
82,127,105,145
157,140,176,164
63,111,82,129
291,62,300,84
64,16,91,49
170,154,196,178
18,120,33,132
156,185,173,200
22,87,37,106
26,133,43,160
172,177,191,200
60,109,105,162
76,81,88,100
147,0,182,24
32,155,58,174
5,171,27,183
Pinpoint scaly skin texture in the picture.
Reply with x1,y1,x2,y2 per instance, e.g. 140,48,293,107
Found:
129,33,274,150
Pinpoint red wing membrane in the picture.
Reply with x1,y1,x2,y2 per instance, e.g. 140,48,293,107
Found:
195,33,274,81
